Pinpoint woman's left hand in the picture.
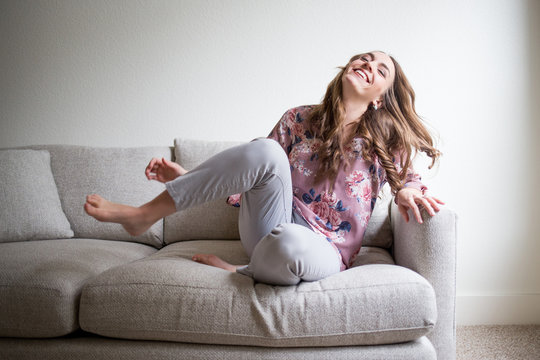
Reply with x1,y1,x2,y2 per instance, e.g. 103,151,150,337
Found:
396,188,445,224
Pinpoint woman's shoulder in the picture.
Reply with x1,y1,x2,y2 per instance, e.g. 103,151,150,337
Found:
280,105,317,126
284,105,316,117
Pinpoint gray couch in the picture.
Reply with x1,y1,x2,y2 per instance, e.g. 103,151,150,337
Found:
0,139,457,360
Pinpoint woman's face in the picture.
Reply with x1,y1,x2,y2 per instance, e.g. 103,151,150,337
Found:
342,51,395,106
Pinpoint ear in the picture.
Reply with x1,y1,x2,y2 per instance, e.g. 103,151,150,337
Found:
372,98,383,110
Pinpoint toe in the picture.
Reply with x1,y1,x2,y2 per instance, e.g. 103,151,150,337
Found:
87,194,102,207
83,202,94,215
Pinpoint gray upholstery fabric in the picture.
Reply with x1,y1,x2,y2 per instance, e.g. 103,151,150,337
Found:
391,204,458,360
0,335,436,360
164,199,240,242
80,240,437,347
173,138,245,172
164,139,242,243
0,239,156,338
0,150,73,242
24,145,172,248
362,186,394,248
350,246,395,267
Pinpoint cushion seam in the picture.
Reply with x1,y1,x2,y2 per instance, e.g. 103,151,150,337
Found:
84,324,434,340
82,280,432,293
0,284,74,295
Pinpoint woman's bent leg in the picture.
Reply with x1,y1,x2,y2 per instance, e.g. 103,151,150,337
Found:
166,138,293,257
172,138,341,284
237,223,342,285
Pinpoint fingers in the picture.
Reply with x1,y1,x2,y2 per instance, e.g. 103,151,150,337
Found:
398,205,410,223
423,196,442,214
421,195,447,214
145,157,165,180
399,199,424,224
426,197,440,211
409,198,423,224
413,195,446,223
419,197,436,216
397,188,446,224
163,157,188,176
145,158,159,179
162,157,174,168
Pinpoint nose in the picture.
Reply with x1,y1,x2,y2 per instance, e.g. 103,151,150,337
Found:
362,60,373,73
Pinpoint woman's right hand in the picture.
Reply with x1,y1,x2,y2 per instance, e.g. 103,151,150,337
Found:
145,157,187,183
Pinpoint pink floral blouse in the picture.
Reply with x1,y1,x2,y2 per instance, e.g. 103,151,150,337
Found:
229,106,426,270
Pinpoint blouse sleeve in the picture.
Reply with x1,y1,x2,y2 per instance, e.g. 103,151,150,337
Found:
393,152,428,194
403,166,427,193
267,108,296,155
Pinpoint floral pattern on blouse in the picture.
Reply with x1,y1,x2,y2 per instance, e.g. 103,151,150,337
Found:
229,106,426,270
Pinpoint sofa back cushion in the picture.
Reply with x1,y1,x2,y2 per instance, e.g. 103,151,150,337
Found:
362,185,393,248
0,149,74,242
25,145,172,248
163,139,242,244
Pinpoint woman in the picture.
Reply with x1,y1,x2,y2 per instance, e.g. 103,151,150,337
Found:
85,51,444,285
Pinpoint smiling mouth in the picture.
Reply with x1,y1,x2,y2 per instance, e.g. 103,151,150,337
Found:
353,69,370,83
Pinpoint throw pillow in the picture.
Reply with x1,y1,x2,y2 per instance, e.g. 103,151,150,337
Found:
0,150,74,242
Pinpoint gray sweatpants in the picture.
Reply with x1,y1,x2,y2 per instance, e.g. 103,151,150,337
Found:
165,138,342,285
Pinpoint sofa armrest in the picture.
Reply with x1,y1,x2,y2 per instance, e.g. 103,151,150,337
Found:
390,202,457,360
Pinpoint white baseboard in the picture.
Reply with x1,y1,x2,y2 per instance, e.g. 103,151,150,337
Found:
456,294,540,325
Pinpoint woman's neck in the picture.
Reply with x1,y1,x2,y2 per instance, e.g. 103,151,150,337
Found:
342,99,368,127
342,99,368,141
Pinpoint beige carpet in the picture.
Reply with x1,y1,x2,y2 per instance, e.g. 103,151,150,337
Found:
457,325,540,360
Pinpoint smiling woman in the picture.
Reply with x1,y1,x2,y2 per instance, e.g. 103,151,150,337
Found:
84,51,444,285
343,52,395,110
308,52,441,199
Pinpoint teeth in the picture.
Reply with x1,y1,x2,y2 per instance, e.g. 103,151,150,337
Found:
354,69,368,82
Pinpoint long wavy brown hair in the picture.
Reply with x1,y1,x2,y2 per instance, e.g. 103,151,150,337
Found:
308,52,441,195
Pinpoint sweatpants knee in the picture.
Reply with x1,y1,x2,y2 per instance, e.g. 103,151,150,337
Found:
249,138,284,156
246,224,340,286
244,138,289,173
265,223,313,259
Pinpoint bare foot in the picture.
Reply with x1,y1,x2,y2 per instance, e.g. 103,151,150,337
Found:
192,254,239,273
84,194,152,236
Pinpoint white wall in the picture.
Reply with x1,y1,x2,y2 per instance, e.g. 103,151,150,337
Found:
1,0,539,325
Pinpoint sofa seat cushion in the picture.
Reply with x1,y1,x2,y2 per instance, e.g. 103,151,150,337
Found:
0,239,156,338
80,240,437,347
